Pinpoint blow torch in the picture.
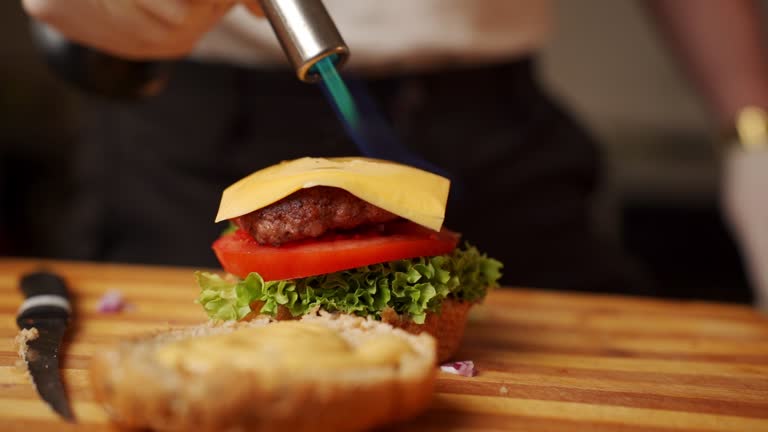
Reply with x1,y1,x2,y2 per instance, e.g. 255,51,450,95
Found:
259,0,349,83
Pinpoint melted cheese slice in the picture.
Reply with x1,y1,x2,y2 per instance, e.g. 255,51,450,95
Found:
215,157,450,231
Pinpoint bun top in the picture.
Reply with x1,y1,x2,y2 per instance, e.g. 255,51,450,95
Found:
155,320,416,374
215,157,450,232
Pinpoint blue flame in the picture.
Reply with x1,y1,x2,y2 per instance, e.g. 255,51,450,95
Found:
313,56,360,129
315,57,463,200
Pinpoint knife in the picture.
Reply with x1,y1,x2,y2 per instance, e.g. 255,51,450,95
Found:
16,270,75,422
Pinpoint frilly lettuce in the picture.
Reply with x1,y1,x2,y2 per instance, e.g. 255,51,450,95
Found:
195,245,502,324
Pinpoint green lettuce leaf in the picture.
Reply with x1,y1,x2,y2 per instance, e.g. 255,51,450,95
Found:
220,221,238,236
195,245,503,324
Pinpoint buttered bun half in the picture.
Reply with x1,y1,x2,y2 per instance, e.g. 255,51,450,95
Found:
196,157,503,362
90,312,437,432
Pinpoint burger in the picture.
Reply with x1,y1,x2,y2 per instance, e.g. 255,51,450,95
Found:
195,156,502,362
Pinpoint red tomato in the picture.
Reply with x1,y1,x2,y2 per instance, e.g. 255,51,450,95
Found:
212,221,460,281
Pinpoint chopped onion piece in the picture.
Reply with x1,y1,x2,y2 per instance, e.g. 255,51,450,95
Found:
440,360,476,377
97,290,127,313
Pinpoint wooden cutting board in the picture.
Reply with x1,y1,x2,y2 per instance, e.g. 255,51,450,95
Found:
1,258,768,431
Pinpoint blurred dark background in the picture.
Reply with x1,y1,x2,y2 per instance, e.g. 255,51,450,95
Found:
0,1,759,304
0,1,79,261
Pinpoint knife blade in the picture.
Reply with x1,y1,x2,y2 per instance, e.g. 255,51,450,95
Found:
16,270,75,422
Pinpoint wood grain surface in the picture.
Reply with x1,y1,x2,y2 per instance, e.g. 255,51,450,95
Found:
1,258,768,431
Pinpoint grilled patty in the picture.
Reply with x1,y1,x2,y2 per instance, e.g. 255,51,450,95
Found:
233,186,399,245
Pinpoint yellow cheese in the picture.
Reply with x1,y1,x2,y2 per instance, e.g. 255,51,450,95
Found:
215,157,450,231
154,321,413,374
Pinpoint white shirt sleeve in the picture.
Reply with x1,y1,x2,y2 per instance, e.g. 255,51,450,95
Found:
190,0,553,72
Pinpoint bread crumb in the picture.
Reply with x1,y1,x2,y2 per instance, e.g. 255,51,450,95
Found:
499,385,509,395
14,327,39,360
13,328,38,380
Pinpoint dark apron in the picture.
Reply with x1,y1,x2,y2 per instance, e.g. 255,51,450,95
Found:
62,58,656,296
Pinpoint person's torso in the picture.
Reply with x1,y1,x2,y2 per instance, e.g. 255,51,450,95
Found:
191,0,553,74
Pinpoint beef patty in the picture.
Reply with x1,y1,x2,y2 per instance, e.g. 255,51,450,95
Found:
233,186,399,245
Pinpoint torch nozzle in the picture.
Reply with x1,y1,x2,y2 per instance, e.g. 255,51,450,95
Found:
259,0,350,83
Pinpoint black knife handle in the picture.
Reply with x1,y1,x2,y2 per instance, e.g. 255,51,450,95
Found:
17,271,72,326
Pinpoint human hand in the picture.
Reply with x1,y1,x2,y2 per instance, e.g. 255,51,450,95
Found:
242,0,263,16
21,0,260,60
722,149,768,313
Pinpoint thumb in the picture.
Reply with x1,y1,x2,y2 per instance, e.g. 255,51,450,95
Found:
241,0,263,16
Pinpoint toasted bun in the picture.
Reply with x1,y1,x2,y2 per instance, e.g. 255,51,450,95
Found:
89,312,437,432
250,298,473,363
381,298,473,363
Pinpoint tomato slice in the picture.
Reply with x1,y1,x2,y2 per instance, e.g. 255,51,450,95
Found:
212,221,460,281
